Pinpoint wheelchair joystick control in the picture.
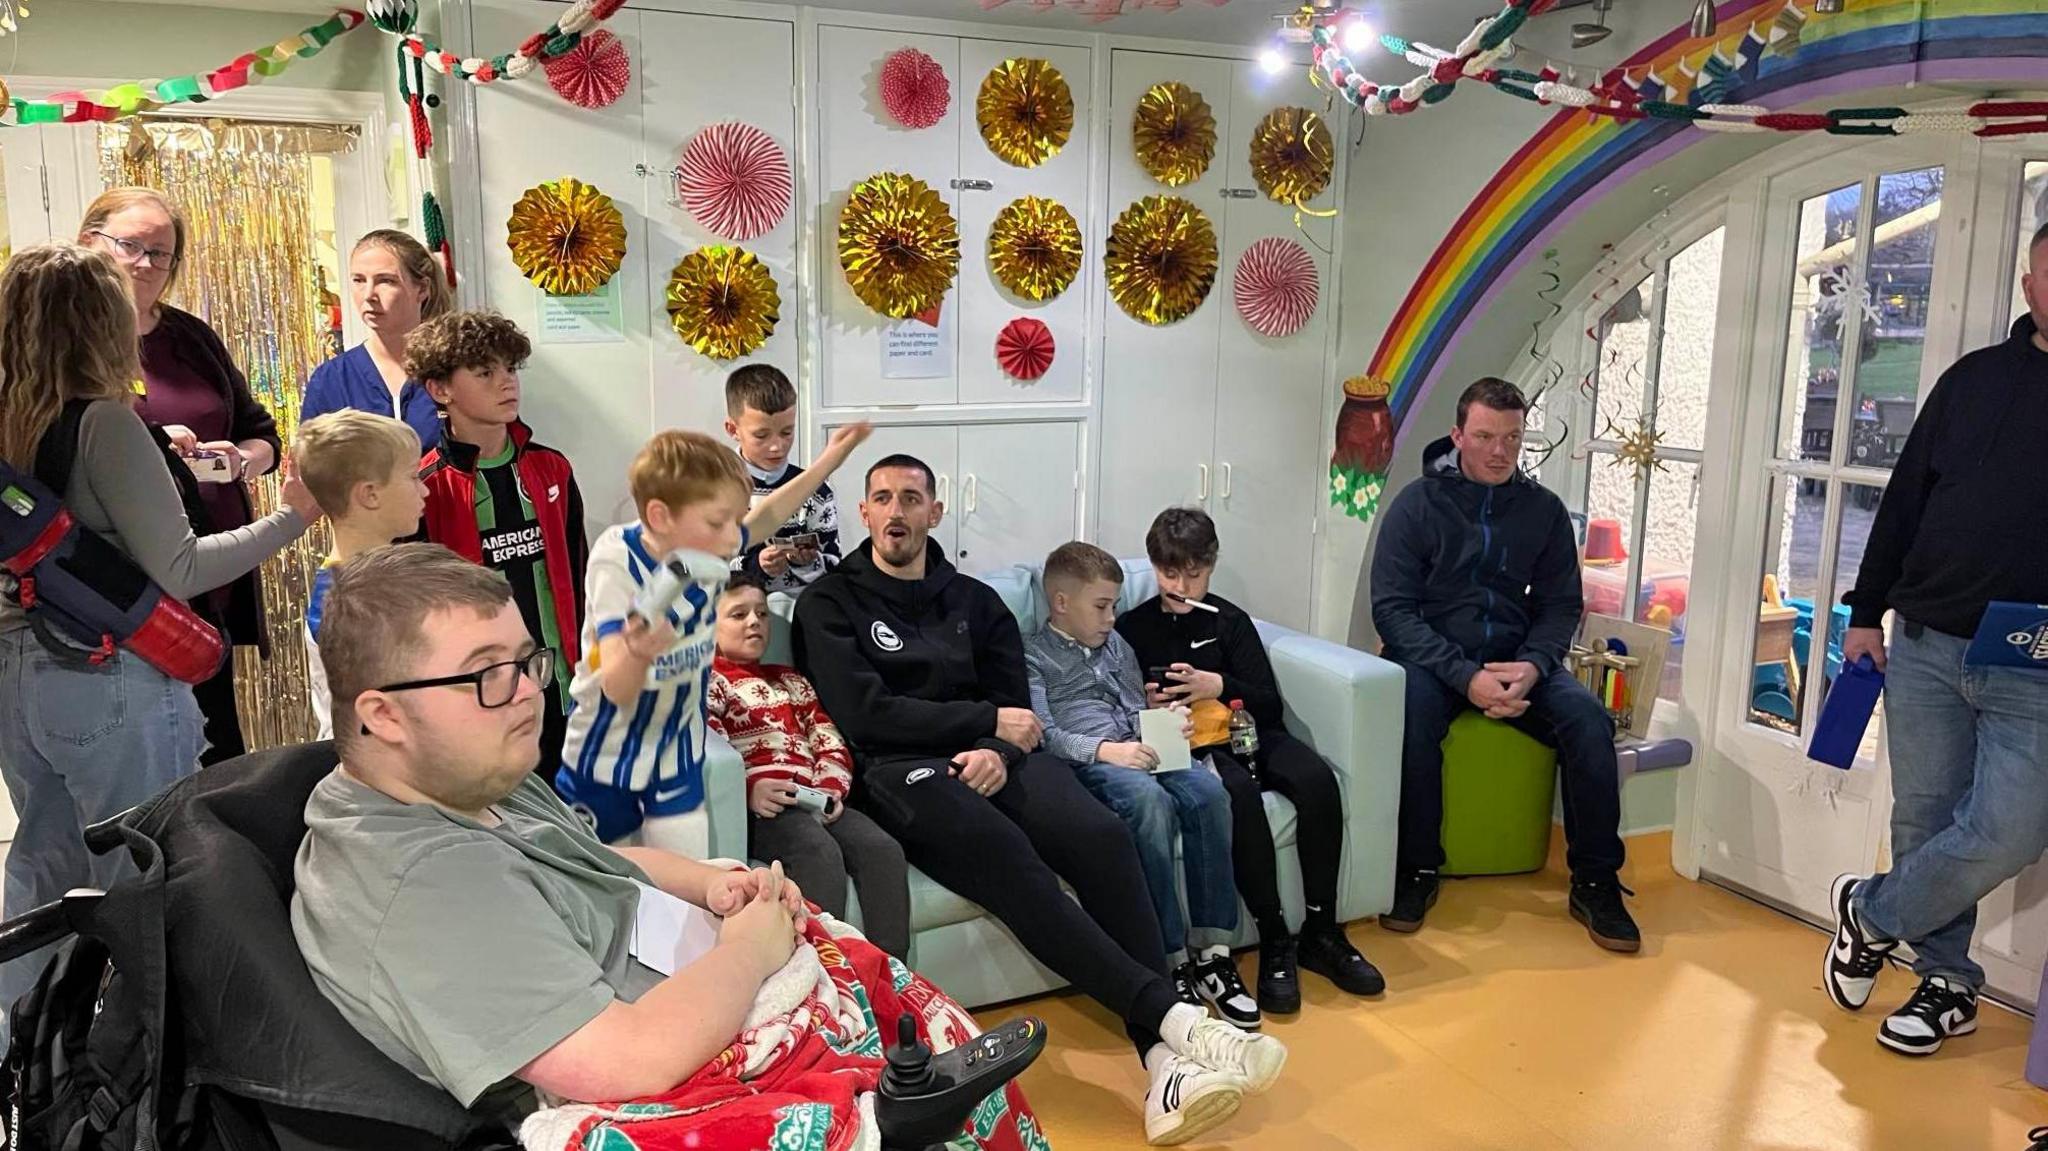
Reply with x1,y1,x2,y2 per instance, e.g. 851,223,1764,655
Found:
875,1013,1049,1151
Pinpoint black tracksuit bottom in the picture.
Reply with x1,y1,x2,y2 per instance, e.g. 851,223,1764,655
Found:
1206,731,1345,939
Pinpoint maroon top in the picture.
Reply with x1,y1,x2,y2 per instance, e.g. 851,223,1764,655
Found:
137,324,248,543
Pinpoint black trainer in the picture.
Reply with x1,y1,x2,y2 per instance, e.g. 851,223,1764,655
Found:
1171,961,1205,1010
1256,936,1301,1015
1568,877,1641,953
1823,873,1897,1012
1877,975,1978,1057
1379,869,1439,934
1297,925,1386,996
1191,954,1262,1030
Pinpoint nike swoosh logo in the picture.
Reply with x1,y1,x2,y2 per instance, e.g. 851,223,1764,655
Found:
1939,1008,1965,1032
1190,638,1219,649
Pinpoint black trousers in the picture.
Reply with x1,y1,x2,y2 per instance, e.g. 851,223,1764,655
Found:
854,750,1180,1053
1397,664,1625,882
750,804,913,959
192,650,245,767
1207,732,1345,938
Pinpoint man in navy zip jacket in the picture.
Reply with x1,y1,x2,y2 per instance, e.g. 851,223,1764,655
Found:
1369,377,1638,953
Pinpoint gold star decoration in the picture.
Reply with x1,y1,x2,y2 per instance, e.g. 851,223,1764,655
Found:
1612,416,1666,481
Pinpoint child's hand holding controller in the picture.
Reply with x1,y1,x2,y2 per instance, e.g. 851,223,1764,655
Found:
622,614,679,661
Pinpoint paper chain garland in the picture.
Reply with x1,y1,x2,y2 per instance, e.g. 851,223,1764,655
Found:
380,0,629,86
3,8,365,125
1302,0,2048,139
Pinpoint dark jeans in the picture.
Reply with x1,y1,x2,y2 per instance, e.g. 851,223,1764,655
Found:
750,804,912,959
1397,664,1625,883
1207,732,1345,938
854,750,1180,1053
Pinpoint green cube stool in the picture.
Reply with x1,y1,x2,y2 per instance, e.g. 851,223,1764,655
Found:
1439,712,1558,876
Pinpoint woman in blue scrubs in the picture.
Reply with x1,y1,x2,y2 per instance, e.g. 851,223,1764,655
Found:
300,230,450,453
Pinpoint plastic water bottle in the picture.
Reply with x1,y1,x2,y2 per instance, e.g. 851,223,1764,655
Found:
1227,699,1259,758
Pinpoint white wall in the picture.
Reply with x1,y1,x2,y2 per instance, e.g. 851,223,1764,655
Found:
12,1,390,92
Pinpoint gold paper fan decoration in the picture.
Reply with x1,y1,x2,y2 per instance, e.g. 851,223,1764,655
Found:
666,245,781,361
1249,106,1335,207
506,177,628,296
988,196,1083,302
838,172,961,319
976,58,1074,169
1105,196,1218,326
1132,81,1217,188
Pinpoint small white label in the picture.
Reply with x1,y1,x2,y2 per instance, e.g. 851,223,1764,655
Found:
537,282,625,344
881,304,952,379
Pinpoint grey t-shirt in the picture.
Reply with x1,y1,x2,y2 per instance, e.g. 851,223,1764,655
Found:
291,770,664,1112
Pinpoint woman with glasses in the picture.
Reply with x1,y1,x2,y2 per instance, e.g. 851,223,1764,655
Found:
300,229,453,455
0,243,319,1025
79,187,287,764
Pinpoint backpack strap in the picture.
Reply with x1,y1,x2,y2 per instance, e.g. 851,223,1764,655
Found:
31,400,93,496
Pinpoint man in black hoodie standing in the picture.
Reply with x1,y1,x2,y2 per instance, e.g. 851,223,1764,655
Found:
1821,222,2048,1060
1370,378,1639,953
793,455,1288,1147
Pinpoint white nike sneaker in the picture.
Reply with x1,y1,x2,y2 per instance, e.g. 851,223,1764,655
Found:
1161,1003,1287,1094
1823,873,1897,1012
1143,1046,1244,1146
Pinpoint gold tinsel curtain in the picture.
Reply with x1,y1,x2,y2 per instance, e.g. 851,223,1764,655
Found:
101,118,356,751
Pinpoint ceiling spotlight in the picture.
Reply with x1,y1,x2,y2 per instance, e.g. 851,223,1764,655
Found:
1260,46,1289,75
1571,0,1614,49
1341,15,1375,54
1690,0,1717,37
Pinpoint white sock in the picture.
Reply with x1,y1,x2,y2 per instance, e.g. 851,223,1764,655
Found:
1201,944,1230,962
1168,949,1189,969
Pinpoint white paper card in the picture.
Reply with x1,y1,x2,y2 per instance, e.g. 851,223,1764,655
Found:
1140,709,1192,774
881,306,952,379
537,282,625,344
629,880,721,977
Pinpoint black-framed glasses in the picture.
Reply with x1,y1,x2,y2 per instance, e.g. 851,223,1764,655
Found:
373,647,555,711
90,230,179,270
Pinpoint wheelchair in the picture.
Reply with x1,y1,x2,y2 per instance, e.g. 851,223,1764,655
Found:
0,743,1040,1151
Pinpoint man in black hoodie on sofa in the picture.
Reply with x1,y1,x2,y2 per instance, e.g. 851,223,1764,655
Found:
1369,378,1639,954
793,454,1288,1147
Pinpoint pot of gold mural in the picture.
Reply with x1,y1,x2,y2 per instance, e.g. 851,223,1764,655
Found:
988,195,1083,302
1249,106,1334,208
666,245,781,360
838,172,961,319
976,58,1074,168
1132,81,1216,187
506,177,628,296
1331,375,1395,520
1104,195,1217,326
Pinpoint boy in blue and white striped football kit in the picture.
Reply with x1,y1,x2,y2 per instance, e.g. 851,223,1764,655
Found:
555,423,870,857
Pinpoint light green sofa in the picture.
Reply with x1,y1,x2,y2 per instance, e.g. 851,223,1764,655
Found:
697,558,1405,1009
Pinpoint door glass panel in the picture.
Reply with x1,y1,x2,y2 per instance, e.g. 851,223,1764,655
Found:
1819,482,1887,765
1749,473,1825,734
1777,182,1863,463
1580,452,1638,621
2012,160,2047,329
1593,273,1653,432
1852,167,1943,472
1655,228,1724,451
1642,460,1699,702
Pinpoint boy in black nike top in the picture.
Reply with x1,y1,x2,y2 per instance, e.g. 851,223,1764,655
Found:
1117,506,1384,1013
794,454,1289,1146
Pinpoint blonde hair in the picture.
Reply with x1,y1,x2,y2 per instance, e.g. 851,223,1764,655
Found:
352,229,453,323
293,410,422,517
0,243,141,470
630,429,748,520
78,186,187,302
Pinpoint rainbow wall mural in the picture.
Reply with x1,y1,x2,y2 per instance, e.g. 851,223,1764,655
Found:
1329,0,2048,523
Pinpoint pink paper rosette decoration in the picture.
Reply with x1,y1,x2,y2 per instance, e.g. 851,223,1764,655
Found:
544,29,631,110
677,122,793,241
996,317,1055,380
880,47,950,129
1233,236,1320,338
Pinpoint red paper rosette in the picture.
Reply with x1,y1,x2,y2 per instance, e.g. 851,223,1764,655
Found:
677,122,792,241
544,29,630,110
880,48,950,129
1233,236,1320,338
996,317,1055,380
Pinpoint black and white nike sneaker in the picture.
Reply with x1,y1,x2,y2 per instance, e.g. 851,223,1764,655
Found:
1171,961,1205,1009
1191,953,1262,1030
1877,975,1978,1057
1823,873,1897,1011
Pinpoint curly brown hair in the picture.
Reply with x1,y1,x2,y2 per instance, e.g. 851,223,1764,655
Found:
403,309,531,384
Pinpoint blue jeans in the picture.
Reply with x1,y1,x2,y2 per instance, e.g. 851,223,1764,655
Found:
0,630,205,1023
1854,621,2048,991
1074,760,1239,957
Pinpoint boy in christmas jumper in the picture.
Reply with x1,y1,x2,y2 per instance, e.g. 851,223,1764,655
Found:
555,424,869,860
725,365,841,595
707,572,910,958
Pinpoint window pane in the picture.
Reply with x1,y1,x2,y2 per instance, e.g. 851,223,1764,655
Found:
1820,482,1887,767
2012,160,2047,330
1580,451,1639,622
1654,228,1724,451
1777,183,1864,462
1642,460,1699,703
1749,473,1826,734
1851,167,1943,472
1593,274,1654,432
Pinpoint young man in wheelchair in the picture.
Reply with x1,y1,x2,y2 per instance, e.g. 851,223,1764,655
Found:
290,544,1043,1150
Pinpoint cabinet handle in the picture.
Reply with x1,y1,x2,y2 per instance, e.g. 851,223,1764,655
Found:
964,473,979,514
950,178,994,192
1220,187,1258,199
1198,463,1209,501
1220,462,1233,499
938,473,952,507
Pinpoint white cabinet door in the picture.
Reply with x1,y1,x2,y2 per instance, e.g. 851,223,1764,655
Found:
825,421,960,560
953,38,1093,406
956,421,1080,574
1205,60,1336,631
816,25,962,409
1096,50,1236,556
641,10,798,446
